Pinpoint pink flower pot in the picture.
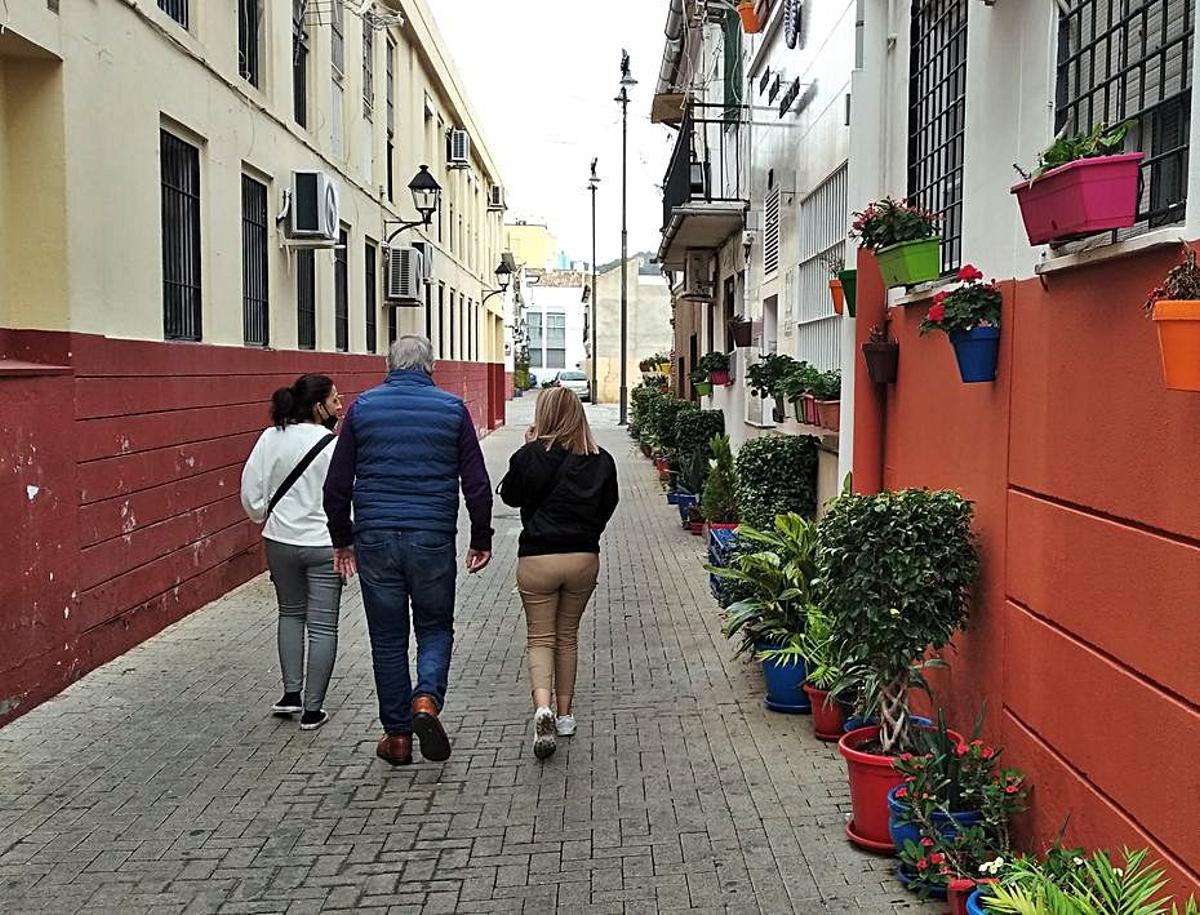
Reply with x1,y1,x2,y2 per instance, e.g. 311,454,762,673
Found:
1010,152,1143,245
710,369,731,386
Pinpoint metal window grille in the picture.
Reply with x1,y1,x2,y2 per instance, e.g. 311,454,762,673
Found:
241,175,269,347
293,0,309,127
527,310,542,368
335,227,349,351
449,287,457,358
425,282,433,340
764,186,781,276
723,8,744,125
436,283,445,355
546,312,566,369
297,248,316,350
362,18,374,118
158,0,187,27
238,0,261,87
907,0,969,275
331,0,345,77
1056,0,1194,233
795,164,848,370
386,39,396,201
364,241,377,354
161,130,202,342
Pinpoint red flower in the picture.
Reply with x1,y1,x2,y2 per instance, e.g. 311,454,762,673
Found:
955,743,969,757
895,786,908,799
900,753,913,762
921,838,935,848
932,290,949,306
981,747,995,759
917,858,929,871
958,264,984,282
927,303,946,323
970,739,984,747
1005,785,1019,794
930,853,946,865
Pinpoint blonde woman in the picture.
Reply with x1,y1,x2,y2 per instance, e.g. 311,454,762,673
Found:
499,387,619,759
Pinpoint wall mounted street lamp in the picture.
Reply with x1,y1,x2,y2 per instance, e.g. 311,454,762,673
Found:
384,164,443,247
480,260,513,307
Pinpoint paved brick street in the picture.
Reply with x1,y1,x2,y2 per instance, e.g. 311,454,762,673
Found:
0,398,936,914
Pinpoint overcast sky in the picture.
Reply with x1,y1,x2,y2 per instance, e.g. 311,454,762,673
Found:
426,0,674,266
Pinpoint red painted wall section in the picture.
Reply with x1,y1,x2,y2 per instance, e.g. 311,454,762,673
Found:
432,360,506,434
1,333,506,726
852,245,1200,896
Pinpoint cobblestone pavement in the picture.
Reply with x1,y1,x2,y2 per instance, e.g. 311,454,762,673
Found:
0,397,939,914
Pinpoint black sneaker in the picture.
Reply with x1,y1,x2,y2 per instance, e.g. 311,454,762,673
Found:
300,710,328,731
272,692,303,715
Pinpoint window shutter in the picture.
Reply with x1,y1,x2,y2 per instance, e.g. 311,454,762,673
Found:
764,187,781,277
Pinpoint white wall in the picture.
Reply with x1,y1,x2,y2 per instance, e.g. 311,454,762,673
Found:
525,284,587,375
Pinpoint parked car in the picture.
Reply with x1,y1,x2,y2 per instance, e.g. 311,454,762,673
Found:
552,370,591,401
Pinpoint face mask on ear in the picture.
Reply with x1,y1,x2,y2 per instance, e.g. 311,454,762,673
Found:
317,404,338,431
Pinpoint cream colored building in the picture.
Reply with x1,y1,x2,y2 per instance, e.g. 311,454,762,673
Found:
0,0,508,361
504,221,558,274
591,256,673,404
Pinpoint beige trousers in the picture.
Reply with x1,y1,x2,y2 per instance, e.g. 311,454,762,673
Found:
516,553,600,697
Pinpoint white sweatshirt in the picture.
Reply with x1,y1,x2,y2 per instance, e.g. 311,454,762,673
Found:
240,424,337,548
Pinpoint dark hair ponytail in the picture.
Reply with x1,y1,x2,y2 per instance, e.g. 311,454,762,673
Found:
270,374,335,429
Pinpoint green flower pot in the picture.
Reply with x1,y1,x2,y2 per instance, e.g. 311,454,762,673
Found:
838,269,857,317
695,381,713,396
875,238,941,288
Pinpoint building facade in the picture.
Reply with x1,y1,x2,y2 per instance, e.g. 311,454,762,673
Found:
524,271,588,380
0,0,510,723
592,256,674,405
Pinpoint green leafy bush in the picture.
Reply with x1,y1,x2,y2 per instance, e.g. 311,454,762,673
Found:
700,434,739,523
629,382,665,441
675,409,724,493
735,434,819,528
817,488,979,755
746,353,798,398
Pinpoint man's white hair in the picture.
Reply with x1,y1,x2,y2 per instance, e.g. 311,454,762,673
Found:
388,335,434,374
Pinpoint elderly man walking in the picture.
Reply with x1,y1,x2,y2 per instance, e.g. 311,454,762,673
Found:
324,335,493,766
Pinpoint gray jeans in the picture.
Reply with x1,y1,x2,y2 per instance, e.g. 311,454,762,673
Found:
265,541,343,712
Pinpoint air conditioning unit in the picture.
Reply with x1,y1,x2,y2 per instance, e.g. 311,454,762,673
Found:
488,185,505,210
287,171,339,243
448,129,470,168
385,246,424,305
411,241,435,281
680,251,714,301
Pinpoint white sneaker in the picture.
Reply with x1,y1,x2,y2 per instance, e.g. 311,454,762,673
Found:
533,707,557,759
555,714,577,736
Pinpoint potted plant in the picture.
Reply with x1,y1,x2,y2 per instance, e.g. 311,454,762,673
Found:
919,265,1002,384
851,197,942,288
1011,120,1141,246
862,323,900,384
701,434,740,530
768,604,849,741
1145,243,1200,392
747,352,798,422
819,253,848,317
675,408,724,502
779,361,819,424
698,350,732,386
734,433,819,529
691,367,713,397
736,0,763,32
729,314,753,348
711,514,819,713
819,488,980,852
812,369,841,432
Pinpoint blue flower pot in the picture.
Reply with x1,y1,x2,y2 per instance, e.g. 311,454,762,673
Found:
895,865,948,900
842,714,932,733
949,327,1000,383
667,491,680,505
887,785,982,856
675,492,698,522
755,642,811,714
967,888,989,914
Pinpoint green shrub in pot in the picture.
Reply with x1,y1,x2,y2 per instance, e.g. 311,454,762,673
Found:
818,488,979,755
735,434,819,528
700,434,739,524
674,409,725,494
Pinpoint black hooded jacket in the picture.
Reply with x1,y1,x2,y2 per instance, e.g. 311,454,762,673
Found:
498,442,619,557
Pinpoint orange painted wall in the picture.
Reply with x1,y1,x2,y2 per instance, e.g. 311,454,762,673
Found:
852,244,1200,896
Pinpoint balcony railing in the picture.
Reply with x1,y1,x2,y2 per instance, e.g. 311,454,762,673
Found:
661,104,748,230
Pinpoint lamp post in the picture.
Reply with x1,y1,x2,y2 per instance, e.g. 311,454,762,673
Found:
383,164,443,247
480,260,512,307
616,51,636,426
587,159,600,404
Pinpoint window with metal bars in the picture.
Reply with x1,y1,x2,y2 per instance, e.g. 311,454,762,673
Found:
238,0,261,88
241,175,269,347
450,287,457,359
362,17,374,118
528,311,543,368
331,0,345,77
907,0,968,275
795,164,847,370
365,240,377,354
386,39,396,201
335,226,349,351
293,0,309,127
546,313,566,369
425,281,433,341
437,283,446,356
764,186,781,277
161,130,202,342
158,0,188,28
388,302,398,346
1056,0,1194,233
297,249,316,350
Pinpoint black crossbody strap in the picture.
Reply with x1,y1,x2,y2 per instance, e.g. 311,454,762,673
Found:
267,434,336,517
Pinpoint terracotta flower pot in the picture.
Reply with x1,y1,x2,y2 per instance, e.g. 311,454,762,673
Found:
829,278,845,316
1152,299,1200,391
736,0,762,32
1011,152,1143,245
815,399,840,432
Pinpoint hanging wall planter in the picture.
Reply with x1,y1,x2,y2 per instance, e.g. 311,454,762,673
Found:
736,0,763,32
829,278,845,316
876,238,942,288
839,269,858,317
862,340,899,384
1152,300,1200,392
950,327,1001,384
694,380,713,396
1011,153,1143,245
710,368,731,386
729,319,753,348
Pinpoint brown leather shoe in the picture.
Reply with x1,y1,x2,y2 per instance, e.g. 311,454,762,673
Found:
376,733,412,767
411,695,451,762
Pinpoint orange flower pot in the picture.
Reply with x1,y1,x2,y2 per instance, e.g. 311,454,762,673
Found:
737,1,762,32
829,278,845,316
1153,300,1200,392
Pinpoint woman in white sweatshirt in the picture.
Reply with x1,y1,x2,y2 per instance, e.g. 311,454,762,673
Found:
241,374,343,730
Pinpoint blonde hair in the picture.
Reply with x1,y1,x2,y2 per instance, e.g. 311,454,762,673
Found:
534,387,598,456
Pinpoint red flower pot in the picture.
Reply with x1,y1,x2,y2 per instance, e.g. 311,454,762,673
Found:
838,724,963,853
710,368,731,386
948,879,981,915
803,684,845,741
1010,152,1143,245
689,520,704,535
802,394,818,425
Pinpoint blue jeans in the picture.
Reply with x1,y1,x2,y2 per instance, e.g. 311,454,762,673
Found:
356,529,457,735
